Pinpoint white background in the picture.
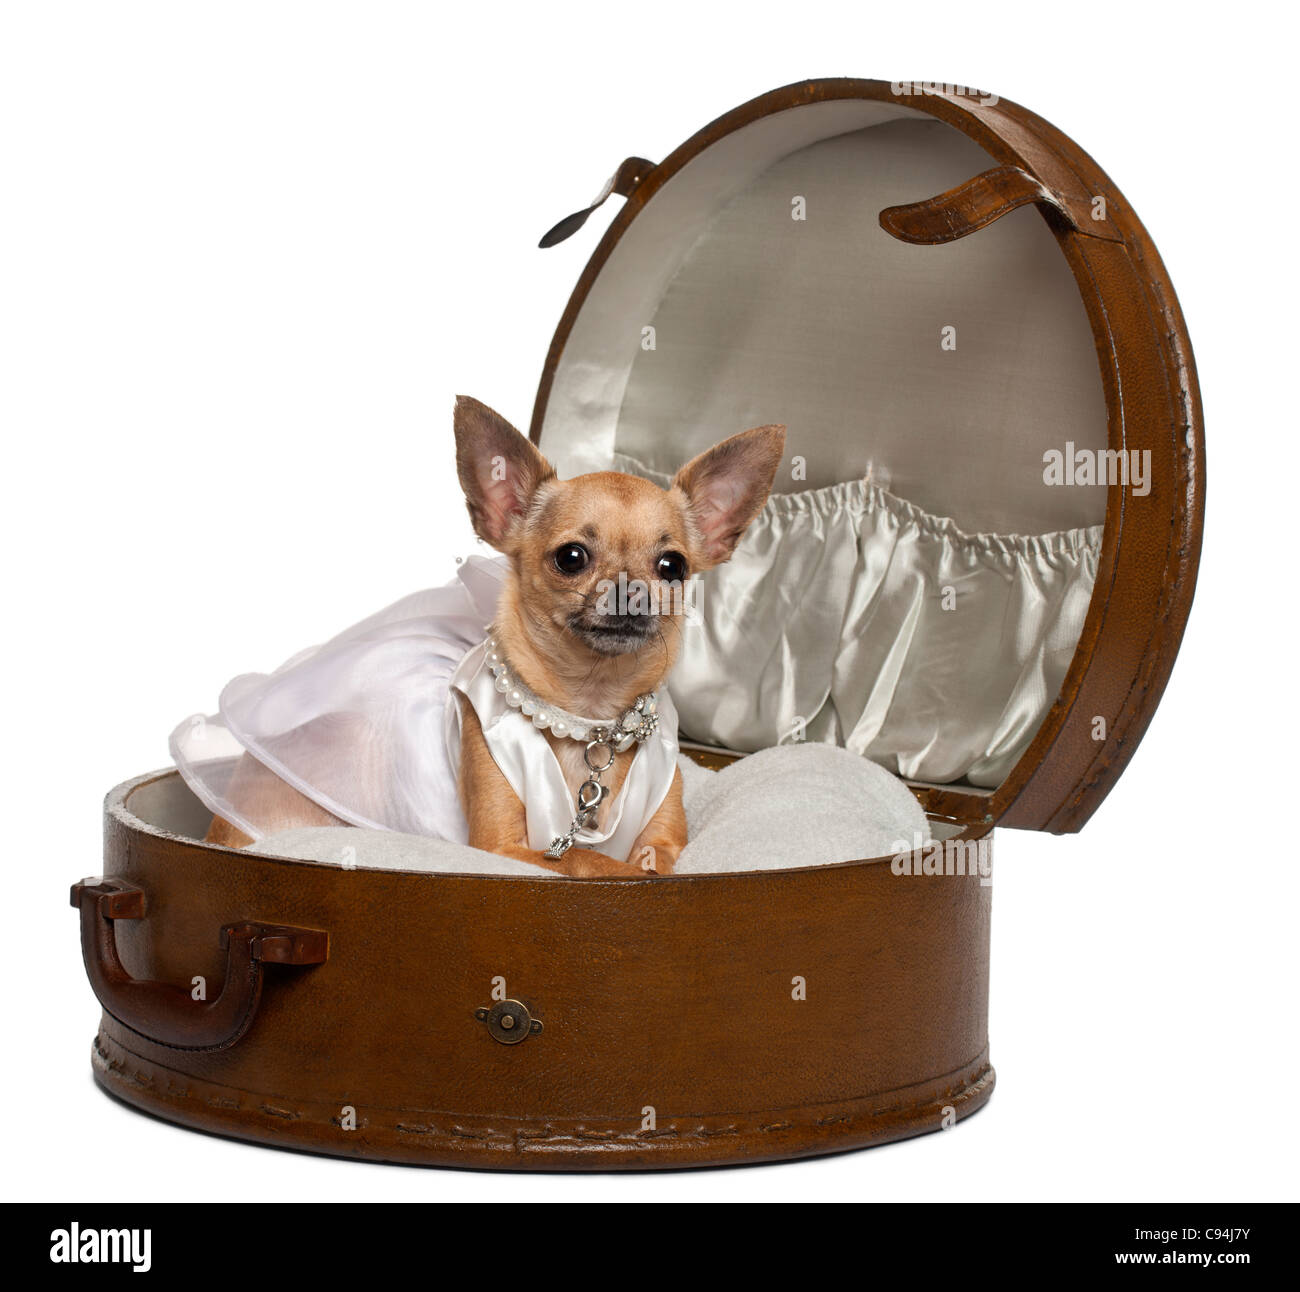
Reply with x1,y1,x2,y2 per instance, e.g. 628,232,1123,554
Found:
2,1,1296,1203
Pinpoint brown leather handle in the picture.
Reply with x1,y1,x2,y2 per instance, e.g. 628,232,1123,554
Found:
70,877,328,1052
879,164,1123,245
538,156,655,248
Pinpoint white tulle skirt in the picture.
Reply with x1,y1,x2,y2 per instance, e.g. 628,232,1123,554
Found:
170,556,506,842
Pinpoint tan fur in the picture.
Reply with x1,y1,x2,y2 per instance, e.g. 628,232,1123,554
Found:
207,396,784,878
204,751,344,847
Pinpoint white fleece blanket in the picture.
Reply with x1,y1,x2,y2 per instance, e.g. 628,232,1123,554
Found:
249,743,931,876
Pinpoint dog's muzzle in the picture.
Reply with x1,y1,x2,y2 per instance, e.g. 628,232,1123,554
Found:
573,612,658,655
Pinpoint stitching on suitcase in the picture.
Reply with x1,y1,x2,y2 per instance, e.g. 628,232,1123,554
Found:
1048,184,1195,822
259,1103,298,1120
92,1034,993,1152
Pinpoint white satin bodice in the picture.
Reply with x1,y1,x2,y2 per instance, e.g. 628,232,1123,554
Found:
445,639,681,859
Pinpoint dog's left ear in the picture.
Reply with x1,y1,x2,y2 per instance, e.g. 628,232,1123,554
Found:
672,424,786,568
453,396,555,552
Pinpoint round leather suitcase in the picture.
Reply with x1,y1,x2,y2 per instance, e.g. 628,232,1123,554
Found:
74,78,1202,1169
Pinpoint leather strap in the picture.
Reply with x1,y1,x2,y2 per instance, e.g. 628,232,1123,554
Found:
879,163,1124,245
538,156,656,248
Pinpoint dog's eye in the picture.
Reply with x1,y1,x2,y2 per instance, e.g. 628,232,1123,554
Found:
655,551,688,582
553,543,590,575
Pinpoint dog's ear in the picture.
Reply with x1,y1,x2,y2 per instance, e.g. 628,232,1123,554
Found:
453,396,555,551
672,424,786,568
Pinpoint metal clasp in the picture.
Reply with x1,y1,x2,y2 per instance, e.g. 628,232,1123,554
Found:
474,998,544,1046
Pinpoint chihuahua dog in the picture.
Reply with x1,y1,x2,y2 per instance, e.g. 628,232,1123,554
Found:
205,397,784,879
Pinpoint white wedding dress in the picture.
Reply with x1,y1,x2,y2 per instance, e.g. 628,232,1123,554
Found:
170,555,680,855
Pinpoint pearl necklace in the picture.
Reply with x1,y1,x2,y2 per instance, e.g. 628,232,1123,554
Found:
484,634,660,752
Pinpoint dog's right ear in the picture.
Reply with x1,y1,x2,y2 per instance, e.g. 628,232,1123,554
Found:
453,396,555,551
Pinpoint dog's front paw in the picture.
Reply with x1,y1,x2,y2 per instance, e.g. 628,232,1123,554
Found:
625,840,682,876
547,847,654,880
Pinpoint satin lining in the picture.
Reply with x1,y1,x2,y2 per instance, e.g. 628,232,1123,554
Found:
619,453,1100,560
616,453,1102,788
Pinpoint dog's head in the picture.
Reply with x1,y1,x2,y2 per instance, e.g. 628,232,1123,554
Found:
453,396,784,660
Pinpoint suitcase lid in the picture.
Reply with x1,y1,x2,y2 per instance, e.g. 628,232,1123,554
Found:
528,79,1203,834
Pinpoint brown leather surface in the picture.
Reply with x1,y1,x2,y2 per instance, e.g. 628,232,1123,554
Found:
84,771,994,1169
93,1031,993,1169
528,79,1204,835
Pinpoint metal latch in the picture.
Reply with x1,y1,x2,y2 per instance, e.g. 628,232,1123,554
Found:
474,998,544,1045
